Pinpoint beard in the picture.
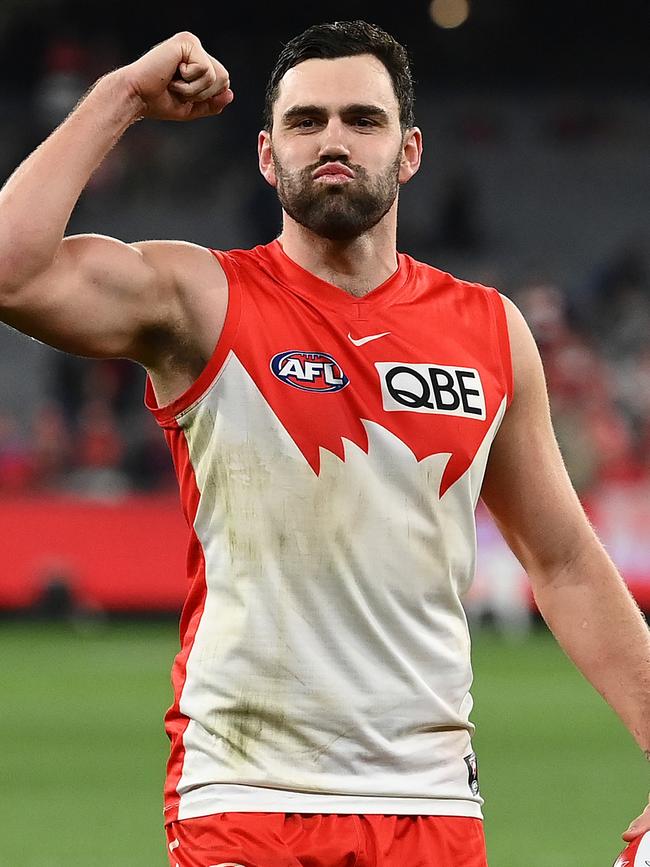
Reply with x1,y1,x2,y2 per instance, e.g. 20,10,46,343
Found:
272,148,402,241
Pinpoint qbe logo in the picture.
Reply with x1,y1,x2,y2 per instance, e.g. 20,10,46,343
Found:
376,362,486,418
271,350,349,393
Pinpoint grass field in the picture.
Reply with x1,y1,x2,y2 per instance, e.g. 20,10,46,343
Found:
1,620,645,866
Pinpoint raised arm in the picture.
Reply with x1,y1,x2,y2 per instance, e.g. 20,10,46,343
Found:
481,295,650,840
0,32,233,364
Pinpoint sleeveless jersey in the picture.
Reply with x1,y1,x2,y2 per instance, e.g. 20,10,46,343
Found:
145,239,513,824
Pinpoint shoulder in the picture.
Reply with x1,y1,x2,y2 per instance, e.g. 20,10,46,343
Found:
492,293,549,415
498,293,542,371
130,239,228,298
406,254,502,301
129,240,238,370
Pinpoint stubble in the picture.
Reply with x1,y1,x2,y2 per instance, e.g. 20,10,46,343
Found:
272,148,402,241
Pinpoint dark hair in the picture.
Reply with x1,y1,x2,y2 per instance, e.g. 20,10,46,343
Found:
263,20,415,132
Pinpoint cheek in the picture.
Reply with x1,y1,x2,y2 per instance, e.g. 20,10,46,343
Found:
364,141,402,171
277,136,321,169
273,147,311,187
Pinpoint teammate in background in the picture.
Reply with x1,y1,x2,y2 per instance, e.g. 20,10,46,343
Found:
0,22,648,867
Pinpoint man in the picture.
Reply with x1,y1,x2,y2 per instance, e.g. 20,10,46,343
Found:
0,21,648,867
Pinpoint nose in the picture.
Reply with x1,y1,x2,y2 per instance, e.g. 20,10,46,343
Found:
317,118,351,161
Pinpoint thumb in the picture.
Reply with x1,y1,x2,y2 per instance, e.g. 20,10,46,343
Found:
622,821,642,842
177,60,195,81
622,806,650,842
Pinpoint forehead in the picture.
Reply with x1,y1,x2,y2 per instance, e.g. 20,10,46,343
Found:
274,54,400,120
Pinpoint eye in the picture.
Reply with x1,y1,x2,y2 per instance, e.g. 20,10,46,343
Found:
292,117,323,130
353,117,377,129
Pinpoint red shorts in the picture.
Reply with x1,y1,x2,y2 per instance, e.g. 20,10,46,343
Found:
165,812,488,867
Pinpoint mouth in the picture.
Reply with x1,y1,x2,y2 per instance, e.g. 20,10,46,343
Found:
312,163,355,184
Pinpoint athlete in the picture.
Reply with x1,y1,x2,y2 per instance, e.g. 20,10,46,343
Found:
1,22,648,867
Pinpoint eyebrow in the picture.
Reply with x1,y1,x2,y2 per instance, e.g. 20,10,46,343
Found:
281,104,391,124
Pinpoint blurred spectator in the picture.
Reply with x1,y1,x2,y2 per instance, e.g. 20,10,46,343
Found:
31,570,77,621
75,397,124,469
514,280,643,493
50,355,143,430
583,400,641,485
436,169,484,253
33,34,90,133
617,347,650,432
0,411,34,491
122,412,176,492
581,239,650,355
591,241,648,312
31,403,70,489
63,397,130,497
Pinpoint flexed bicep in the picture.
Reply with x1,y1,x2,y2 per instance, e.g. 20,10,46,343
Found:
0,235,215,364
0,31,233,365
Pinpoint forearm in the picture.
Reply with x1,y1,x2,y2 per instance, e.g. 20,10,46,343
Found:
0,70,143,290
531,539,650,757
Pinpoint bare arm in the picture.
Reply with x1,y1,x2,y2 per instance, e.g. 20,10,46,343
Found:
0,32,233,364
481,295,650,837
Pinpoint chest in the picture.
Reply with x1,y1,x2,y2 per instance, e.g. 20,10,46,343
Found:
221,287,506,495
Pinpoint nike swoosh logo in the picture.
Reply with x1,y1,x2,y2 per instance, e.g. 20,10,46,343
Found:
347,331,391,347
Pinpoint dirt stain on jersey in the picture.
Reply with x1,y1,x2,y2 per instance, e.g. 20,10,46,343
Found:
212,691,288,764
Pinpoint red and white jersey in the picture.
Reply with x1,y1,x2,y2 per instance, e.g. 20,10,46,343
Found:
146,240,513,824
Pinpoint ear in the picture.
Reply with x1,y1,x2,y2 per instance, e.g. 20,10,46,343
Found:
258,130,277,188
398,126,423,185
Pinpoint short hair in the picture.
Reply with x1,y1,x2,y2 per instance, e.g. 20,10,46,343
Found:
263,20,415,132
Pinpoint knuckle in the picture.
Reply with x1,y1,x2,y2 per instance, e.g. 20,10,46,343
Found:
193,84,215,102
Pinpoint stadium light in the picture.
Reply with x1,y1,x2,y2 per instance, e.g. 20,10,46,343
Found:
429,0,471,29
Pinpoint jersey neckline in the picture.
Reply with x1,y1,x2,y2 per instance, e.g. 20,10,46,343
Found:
255,239,412,312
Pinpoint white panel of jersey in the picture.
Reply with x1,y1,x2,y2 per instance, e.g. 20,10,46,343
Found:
173,354,505,819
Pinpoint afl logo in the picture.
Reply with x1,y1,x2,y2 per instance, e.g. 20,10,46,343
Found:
271,350,349,393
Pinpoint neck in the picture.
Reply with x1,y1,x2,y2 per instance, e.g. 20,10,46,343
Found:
276,207,399,298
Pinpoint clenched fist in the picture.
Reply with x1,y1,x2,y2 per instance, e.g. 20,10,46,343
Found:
122,31,233,121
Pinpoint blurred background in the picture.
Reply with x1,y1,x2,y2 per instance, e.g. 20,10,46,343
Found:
0,1,648,865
